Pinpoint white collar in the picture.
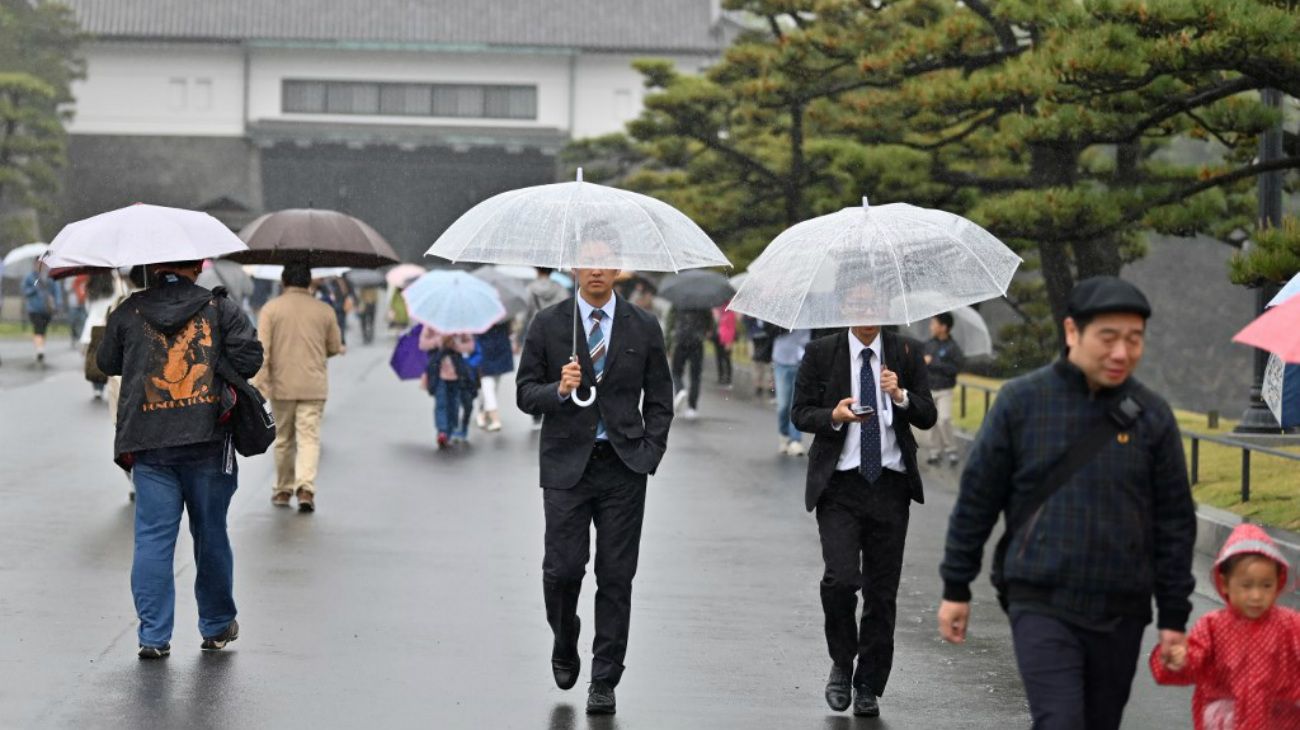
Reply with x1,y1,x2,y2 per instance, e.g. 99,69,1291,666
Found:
849,330,882,363
577,292,616,322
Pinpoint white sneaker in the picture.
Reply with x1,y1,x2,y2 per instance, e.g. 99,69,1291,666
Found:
785,440,806,457
673,390,688,411
779,437,792,454
684,408,699,420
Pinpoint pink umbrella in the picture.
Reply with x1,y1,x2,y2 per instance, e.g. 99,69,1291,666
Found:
386,263,426,288
1233,293,1300,363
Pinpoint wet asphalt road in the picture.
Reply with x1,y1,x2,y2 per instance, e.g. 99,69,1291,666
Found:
0,336,1206,729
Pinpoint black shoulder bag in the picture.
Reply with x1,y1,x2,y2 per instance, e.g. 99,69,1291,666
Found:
990,394,1144,611
211,289,276,457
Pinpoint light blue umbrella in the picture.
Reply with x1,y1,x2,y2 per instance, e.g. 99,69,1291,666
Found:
402,270,505,334
1267,271,1300,308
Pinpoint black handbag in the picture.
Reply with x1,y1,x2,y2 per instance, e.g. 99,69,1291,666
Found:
216,357,276,457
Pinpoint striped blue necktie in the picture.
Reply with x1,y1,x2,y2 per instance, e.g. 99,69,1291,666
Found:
860,349,882,482
588,309,607,381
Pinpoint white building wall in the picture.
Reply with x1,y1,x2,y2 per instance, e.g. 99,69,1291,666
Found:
66,43,246,136
66,43,717,139
570,53,711,138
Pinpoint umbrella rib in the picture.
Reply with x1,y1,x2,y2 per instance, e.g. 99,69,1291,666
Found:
615,189,680,273
908,216,1013,295
878,224,912,324
556,183,587,273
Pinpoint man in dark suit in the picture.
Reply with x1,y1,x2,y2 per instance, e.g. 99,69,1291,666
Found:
792,315,936,718
516,259,674,716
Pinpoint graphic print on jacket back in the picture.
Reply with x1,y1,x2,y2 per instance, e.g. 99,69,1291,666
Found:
142,315,218,410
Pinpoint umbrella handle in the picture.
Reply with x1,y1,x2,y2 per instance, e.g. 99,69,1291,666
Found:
570,385,597,408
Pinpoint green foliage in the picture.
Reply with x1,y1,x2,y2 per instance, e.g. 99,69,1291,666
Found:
564,0,1300,374
0,1,83,247
1230,216,1300,285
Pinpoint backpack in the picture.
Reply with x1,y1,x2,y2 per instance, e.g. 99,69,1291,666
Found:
210,289,276,456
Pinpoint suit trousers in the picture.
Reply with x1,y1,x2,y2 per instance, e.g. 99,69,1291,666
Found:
815,468,911,696
271,399,325,494
542,442,647,687
670,339,704,409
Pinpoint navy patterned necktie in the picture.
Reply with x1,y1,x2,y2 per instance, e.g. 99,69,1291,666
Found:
860,348,883,483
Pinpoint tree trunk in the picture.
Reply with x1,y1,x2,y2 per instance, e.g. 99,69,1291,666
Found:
1030,143,1080,328
785,100,806,226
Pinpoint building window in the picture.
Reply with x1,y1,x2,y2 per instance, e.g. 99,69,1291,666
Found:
194,78,213,112
282,80,537,120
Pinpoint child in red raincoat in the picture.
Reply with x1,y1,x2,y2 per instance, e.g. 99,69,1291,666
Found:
1150,523,1300,729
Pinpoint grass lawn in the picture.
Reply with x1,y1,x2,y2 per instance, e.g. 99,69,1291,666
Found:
0,321,73,338
951,375,1300,531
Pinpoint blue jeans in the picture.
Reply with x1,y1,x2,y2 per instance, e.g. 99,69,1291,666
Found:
131,458,238,647
434,379,463,438
774,363,801,442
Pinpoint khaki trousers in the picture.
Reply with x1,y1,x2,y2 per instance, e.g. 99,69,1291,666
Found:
929,388,955,457
271,399,325,494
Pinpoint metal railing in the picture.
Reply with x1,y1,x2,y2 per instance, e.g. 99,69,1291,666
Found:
956,379,1300,503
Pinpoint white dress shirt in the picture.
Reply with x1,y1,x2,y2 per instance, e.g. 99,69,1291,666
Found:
835,332,908,474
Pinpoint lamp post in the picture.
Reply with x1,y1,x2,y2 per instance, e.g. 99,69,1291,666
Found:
1234,88,1285,434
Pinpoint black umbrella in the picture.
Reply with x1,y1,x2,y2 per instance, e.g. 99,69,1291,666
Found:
229,209,400,268
657,270,735,309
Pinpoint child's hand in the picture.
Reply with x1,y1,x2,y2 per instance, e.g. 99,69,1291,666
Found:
1162,644,1188,671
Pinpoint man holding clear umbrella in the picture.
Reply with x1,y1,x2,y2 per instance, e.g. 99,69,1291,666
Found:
515,232,675,716
790,276,936,718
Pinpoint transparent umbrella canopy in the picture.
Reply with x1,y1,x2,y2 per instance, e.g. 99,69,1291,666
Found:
729,197,1022,329
425,169,729,272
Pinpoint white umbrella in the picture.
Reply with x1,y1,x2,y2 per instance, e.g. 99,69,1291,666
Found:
41,204,247,276
249,265,351,281
1,242,50,280
729,197,1021,329
425,168,729,407
426,168,729,272
902,305,994,358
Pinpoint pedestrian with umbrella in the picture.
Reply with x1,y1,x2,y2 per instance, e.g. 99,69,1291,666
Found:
730,196,1020,719
659,270,736,418
426,168,728,714
253,263,344,512
523,267,571,429
402,269,505,448
43,203,263,659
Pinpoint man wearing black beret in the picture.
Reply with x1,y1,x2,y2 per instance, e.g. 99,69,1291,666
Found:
936,276,1195,730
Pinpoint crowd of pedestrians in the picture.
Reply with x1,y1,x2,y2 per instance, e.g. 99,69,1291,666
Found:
39,251,1298,729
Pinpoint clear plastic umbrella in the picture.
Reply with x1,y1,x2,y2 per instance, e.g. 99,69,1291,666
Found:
1,242,50,280
471,265,528,317
729,197,1021,329
426,168,729,406
426,168,729,272
902,305,994,358
41,204,248,278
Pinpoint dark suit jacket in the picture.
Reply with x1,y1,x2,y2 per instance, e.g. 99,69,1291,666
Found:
791,330,937,511
516,295,675,490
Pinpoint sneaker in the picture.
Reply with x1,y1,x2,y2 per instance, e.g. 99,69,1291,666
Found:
779,437,791,454
786,440,807,457
138,644,170,659
673,390,688,412
485,420,502,432
437,433,451,449
296,488,315,513
948,452,960,466
925,454,941,466
684,408,699,420
201,620,239,651
475,412,488,429
271,491,292,507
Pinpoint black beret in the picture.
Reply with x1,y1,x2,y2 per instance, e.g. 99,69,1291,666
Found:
1067,276,1151,319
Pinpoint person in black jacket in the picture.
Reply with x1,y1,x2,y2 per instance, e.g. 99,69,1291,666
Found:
937,276,1195,730
791,289,937,718
515,246,674,716
97,260,263,659
923,313,964,466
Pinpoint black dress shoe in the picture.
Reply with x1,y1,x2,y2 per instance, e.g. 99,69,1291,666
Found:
586,680,616,715
853,688,880,718
824,664,852,712
551,616,581,690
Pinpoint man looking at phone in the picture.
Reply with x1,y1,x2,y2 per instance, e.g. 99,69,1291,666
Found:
791,318,936,718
